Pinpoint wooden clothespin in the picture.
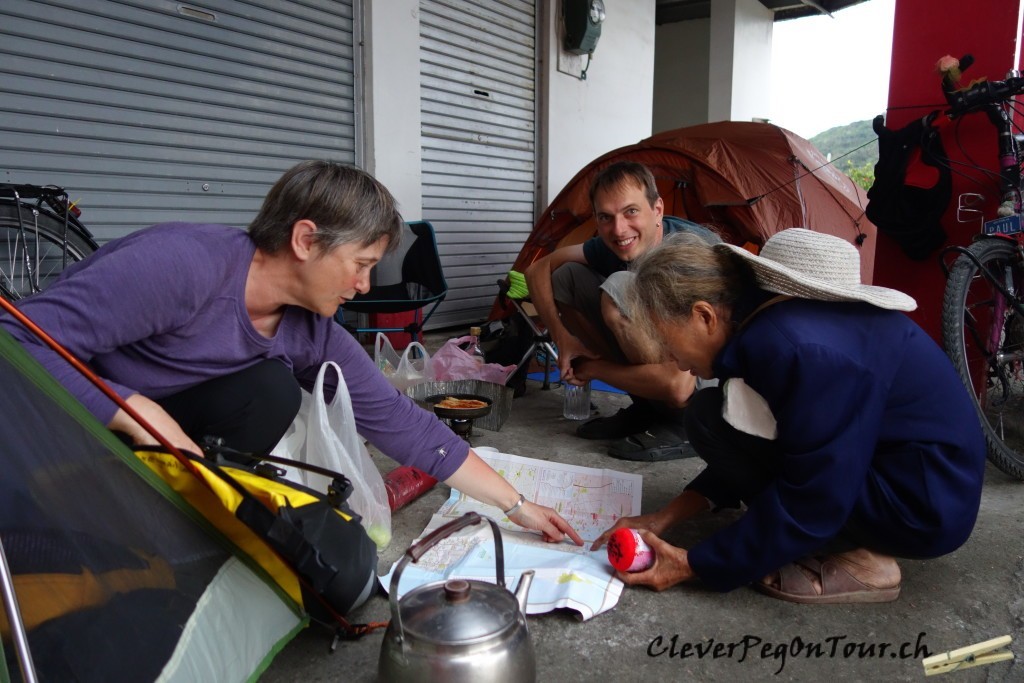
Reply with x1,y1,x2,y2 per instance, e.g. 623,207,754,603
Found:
923,635,1013,676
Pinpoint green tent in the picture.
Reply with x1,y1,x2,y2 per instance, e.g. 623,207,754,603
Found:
0,327,306,682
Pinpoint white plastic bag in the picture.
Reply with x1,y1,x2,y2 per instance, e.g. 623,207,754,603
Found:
375,332,431,391
297,361,392,549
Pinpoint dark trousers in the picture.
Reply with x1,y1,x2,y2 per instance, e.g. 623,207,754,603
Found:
156,360,302,456
685,386,783,507
685,385,884,555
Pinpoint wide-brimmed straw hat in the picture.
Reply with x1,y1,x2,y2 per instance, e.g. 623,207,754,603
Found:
715,228,917,311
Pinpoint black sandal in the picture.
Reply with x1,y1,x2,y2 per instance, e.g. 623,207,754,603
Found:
575,402,656,440
607,424,695,462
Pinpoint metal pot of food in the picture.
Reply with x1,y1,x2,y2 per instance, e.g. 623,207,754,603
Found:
378,512,536,683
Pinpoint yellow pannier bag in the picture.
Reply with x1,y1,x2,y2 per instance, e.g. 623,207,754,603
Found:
135,449,377,621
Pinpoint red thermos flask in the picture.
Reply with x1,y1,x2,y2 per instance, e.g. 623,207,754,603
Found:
383,466,438,511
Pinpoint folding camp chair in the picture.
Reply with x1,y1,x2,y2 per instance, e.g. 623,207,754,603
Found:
335,220,448,345
496,277,559,390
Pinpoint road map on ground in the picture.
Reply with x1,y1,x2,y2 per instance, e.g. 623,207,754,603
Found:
381,448,643,620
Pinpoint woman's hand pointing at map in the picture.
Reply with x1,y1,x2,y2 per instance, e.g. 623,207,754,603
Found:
510,499,584,545
443,449,583,544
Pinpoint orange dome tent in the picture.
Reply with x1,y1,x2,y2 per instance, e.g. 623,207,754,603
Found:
493,121,876,318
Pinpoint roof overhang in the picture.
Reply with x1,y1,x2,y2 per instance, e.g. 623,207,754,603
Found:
655,0,870,25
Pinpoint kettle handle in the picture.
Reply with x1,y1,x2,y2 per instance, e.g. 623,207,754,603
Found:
388,513,506,642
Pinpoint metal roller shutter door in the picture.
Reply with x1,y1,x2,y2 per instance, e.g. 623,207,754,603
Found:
0,0,358,243
420,0,537,328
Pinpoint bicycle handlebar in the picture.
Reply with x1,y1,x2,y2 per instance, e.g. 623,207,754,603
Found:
942,53,1024,118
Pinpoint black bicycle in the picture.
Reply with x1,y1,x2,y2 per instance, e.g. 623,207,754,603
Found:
0,183,98,301
937,55,1024,479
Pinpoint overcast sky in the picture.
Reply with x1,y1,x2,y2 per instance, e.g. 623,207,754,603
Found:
769,0,896,139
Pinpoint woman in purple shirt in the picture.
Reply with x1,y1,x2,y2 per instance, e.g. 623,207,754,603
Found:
3,161,582,549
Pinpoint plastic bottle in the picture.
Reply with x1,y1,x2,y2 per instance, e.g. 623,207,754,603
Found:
607,528,655,572
468,326,486,366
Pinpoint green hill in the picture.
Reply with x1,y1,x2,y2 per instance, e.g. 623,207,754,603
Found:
808,119,878,170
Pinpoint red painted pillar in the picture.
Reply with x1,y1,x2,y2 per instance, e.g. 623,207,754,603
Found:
872,0,1023,341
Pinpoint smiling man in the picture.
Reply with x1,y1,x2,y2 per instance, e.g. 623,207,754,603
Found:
525,161,720,461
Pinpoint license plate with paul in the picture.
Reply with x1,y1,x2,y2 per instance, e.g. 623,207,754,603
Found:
984,214,1024,235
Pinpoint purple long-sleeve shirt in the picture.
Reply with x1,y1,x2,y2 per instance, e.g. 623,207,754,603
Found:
0,222,469,480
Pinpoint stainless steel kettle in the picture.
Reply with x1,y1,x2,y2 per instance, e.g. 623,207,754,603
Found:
378,512,536,683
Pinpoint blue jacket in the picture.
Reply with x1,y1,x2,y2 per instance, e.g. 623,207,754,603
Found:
686,298,986,592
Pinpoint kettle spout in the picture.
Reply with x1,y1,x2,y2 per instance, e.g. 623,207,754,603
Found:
513,570,535,614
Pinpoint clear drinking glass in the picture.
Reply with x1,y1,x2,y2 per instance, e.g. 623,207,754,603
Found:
562,381,592,420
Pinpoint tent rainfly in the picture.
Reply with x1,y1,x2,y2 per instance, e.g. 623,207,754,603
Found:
503,121,877,296
0,327,306,682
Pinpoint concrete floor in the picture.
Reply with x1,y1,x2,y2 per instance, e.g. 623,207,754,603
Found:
261,348,1024,682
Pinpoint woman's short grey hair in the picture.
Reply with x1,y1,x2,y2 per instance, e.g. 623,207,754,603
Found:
625,233,752,357
248,160,403,255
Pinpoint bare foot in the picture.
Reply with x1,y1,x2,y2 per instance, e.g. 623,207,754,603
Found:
761,548,901,595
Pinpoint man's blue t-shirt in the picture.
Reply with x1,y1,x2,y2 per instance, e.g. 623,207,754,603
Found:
581,216,721,277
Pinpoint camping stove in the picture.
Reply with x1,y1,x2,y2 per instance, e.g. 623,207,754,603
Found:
447,416,476,441
426,394,493,444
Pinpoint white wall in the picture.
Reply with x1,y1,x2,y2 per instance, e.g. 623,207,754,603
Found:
652,18,710,133
362,0,673,213
708,0,773,123
538,0,657,206
362,0,422,218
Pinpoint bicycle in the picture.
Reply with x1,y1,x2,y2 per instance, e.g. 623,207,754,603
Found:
937,55,1024,479
0,183,98,301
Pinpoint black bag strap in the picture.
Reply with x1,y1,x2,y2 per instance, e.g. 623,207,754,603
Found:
199,436,355,509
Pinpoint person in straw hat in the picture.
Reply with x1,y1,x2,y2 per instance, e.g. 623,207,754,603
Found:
593,228,985,603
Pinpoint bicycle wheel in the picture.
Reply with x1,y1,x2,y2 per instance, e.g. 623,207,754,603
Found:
942,237,1024,479
0,200,96,301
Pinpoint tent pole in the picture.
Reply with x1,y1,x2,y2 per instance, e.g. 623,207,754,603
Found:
0,535,38,683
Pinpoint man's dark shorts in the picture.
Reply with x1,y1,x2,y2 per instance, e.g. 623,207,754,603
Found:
551,263,633,364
